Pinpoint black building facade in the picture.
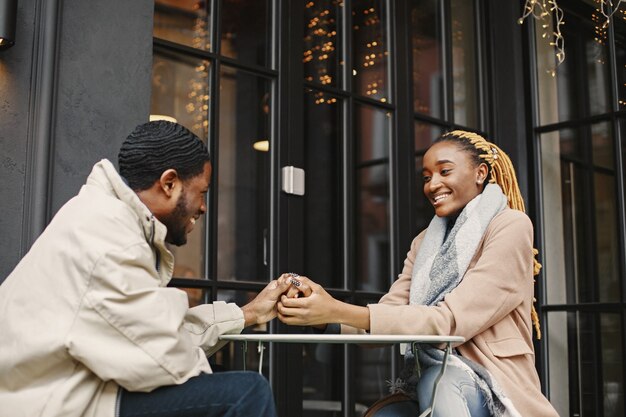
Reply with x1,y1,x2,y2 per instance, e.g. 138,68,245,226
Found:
1,0,624,416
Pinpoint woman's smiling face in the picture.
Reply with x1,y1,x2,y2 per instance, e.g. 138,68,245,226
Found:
422,141,488,218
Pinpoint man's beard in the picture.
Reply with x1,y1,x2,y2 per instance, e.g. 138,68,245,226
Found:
162,193,190,246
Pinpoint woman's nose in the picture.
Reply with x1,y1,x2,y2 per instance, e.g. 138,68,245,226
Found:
428,175,441,192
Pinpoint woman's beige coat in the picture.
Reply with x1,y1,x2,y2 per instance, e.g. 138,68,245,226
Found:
0,160,245,417
364,208,559,416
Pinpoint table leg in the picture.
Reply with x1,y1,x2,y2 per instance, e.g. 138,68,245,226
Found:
242,341,249,371
418,342,452,417
257,341,265,374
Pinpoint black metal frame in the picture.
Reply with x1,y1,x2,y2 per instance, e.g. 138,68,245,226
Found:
523,0,626,414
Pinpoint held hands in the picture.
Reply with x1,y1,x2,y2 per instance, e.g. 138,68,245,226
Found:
275,273,337,326
241,279,292,327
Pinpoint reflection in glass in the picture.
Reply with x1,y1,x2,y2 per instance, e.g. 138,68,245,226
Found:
221,0,270,67
354,346,393,412
303,0,343,88
414,155,435,234
355,105,390,292
304,90,343,289
410,0,443,117
215,290,270,374
614,14,626,109
352,0,389,101
151,52,210,277
154,0,211,51
540,127,620,305
591,122,613,169
176,286,209,308
450,0,477,128
547,312,624,417
356,167,389,292
218,66,270,282
623,120,626,203
414,122,441,233
414,121,443,151
301,343,344,417
535,3,610,124
151,51,211,140
356,105,390,161
594,173,619,303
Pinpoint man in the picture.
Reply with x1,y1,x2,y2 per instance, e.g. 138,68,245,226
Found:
0,121,288,417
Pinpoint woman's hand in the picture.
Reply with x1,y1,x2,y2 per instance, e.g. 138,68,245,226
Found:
277,276,339,326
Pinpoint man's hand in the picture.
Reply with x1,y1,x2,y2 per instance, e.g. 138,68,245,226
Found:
241,279,291,327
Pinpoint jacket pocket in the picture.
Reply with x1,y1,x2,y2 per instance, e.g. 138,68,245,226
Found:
486,338,533,358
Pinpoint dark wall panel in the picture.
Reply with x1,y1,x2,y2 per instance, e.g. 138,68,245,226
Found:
0,0,153,283
50,0,153,214
0,0,40,281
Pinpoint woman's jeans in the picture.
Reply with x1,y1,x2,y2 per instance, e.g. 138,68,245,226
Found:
119,371,277,417
417,365,490,417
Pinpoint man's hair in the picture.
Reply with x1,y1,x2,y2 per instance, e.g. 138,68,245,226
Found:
118,121,210,191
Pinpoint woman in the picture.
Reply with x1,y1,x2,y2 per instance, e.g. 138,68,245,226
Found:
277,130,558,417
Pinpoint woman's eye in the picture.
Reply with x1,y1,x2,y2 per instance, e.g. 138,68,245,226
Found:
441,169,451,175
422,176,431,183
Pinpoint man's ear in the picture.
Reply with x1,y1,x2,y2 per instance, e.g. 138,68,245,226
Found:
159,169,180,197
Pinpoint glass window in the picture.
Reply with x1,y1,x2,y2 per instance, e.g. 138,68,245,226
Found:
352,0,389,102
151,51,211,140
535,2,611,125
594,172,620,303
176,286,210,307
304,89,344,289
151,51,210,277
410,0,444,118
355,105,390,291
303,0,343,88
414,122,442,232
547,311,624,417
217,66,271,282
450,0,478,128
614,10,626,109
215,289,271,373
540,124,619,305
301,343,345,417
220,0,271,67
154,0,211,50
353,297,393,412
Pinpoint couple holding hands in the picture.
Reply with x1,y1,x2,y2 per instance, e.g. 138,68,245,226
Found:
0,122,558,417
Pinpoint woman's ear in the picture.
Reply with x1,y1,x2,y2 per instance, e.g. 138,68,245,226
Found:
476,162,488,185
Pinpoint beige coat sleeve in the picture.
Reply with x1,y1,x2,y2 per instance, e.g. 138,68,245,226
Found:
65,242,242,392
367,210,534,342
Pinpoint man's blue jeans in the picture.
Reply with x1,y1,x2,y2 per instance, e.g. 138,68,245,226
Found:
417,365,490,417
119,371,277,417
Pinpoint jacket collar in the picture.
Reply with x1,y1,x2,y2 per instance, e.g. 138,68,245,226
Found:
85,159,175,284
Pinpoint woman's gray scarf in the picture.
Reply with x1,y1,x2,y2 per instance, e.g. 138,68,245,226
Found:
390,184,522,417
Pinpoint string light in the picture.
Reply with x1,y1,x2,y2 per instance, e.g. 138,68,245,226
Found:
518,0,565,77
303,1,341,87
600,0,626,26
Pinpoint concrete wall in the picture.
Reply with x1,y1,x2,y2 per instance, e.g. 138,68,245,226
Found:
0,0,153,282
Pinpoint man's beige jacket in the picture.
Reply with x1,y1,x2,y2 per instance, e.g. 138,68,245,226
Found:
0,159,245,417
